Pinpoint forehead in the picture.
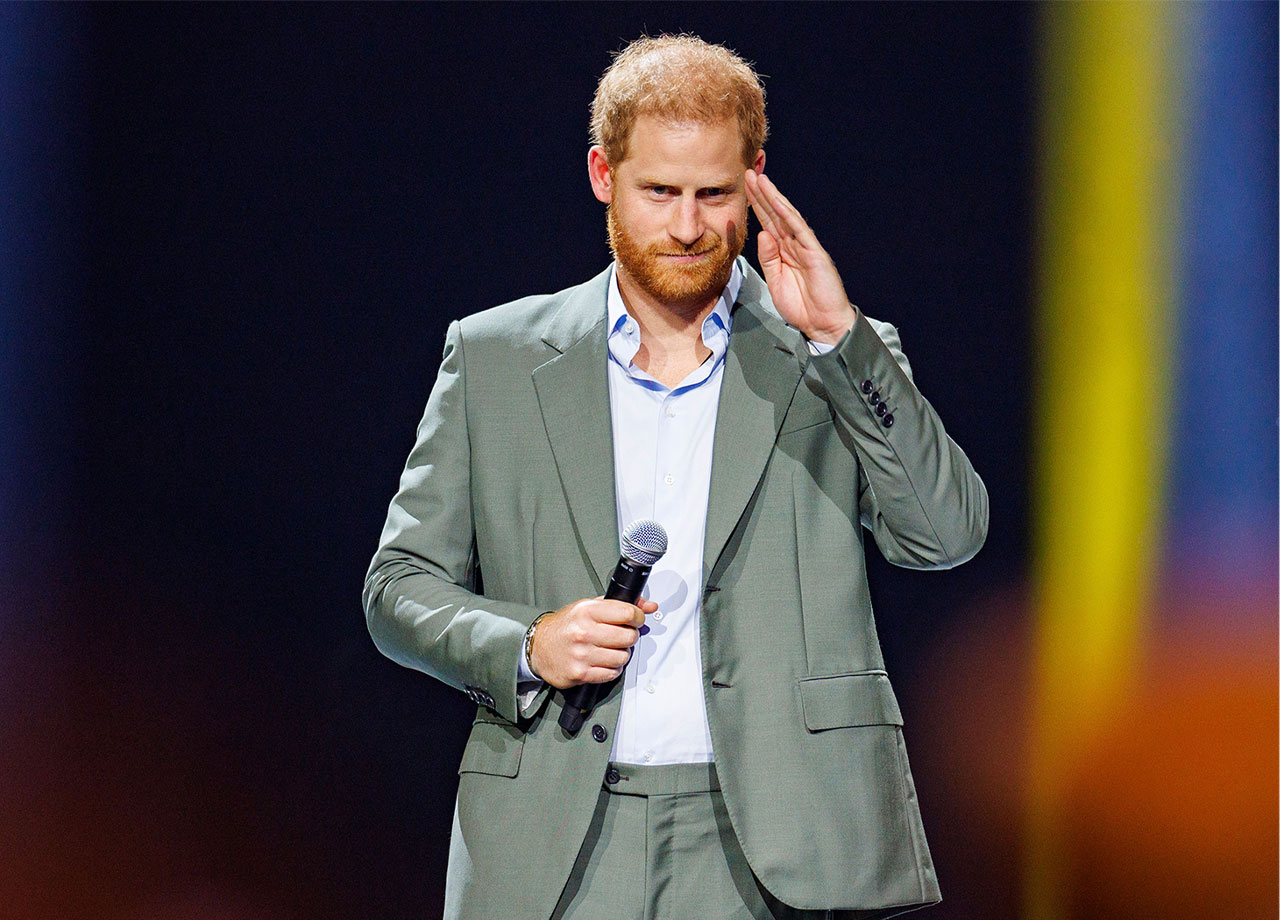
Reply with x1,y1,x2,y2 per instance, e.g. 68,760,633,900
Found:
619,115,742,182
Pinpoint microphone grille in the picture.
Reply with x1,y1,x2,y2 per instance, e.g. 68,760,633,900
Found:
621,519,667,567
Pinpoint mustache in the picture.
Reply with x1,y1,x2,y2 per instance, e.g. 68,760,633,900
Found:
652,238,724,258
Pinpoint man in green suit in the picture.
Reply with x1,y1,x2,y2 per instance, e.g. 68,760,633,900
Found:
365,34,987,920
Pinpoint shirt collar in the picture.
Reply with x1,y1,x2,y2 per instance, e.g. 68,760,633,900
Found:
606,260,740,364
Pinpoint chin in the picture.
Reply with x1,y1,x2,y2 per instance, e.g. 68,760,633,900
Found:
647,260,735,306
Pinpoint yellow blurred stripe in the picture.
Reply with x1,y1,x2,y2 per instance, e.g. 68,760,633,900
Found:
1028,4,1179,918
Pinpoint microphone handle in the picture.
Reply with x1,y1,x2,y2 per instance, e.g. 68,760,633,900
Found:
558,558,653,733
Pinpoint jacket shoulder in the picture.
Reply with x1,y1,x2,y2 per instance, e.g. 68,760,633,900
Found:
456,273,602,351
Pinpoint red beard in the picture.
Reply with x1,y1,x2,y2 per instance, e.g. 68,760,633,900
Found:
607,204,746,309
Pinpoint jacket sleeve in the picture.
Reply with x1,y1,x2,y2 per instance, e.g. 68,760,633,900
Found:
363,320,547,724
808,312,988,569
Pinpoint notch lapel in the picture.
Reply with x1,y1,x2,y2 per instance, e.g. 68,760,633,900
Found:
703,266,807,586
531,270,618,594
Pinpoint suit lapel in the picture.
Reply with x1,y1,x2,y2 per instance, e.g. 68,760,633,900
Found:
530,263,806,595
703,265,807,586
532,269,617,594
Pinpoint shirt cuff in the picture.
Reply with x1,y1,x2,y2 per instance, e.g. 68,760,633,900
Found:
516,646,545,715
517,648,538,684
517,681,542,715
806,339,837,356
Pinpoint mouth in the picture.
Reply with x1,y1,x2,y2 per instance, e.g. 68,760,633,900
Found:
660,250,715,263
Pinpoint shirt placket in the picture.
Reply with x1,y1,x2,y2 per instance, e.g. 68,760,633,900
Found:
643,386,685,761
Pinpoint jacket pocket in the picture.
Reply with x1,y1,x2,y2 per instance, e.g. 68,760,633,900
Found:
458,716,524,777
797,670,903,731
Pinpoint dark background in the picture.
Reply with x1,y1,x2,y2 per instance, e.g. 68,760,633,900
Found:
5,4,1035,919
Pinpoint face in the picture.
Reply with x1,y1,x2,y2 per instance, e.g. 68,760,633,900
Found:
590,115,764,312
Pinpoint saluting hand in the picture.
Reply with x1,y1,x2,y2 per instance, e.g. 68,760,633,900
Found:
745,170,858,346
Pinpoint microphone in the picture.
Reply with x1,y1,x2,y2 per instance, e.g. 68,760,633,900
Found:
558,519,668,733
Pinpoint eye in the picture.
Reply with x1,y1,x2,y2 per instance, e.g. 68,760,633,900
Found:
648,185,671,196
700,187,729,199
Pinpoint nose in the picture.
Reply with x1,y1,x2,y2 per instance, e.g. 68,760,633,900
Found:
668,195,703,247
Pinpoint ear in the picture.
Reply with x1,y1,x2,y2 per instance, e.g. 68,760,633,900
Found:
587,146,614,204
751,148,765,175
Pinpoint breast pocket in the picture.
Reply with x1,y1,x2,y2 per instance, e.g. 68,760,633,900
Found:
458,715,525,777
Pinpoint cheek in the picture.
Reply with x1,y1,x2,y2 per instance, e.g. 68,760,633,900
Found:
719,206,749,242
614,201,662,235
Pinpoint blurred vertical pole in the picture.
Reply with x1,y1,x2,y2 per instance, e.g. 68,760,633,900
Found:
1026,5,1179,919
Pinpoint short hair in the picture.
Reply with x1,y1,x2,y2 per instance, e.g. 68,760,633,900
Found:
590,34,768,168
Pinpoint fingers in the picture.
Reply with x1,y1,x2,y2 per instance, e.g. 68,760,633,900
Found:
575,633,633,684
745,170,783,242
759,173,816,243
594,621,642,650
585,645,634,670
591,598,648,628
746,170,820,250
579,665,628,684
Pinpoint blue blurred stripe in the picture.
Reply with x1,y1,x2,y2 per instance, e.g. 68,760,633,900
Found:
0,5,84,593
1166,1,1279,590
0,6,27,572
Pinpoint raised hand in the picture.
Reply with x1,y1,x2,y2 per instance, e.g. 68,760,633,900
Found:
745,170,858,346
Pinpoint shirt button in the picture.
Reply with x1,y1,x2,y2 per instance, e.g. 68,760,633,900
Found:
665,407,676,418
646,683,656,694
625,321,636,334
652,611,663,620
643,751,654,763
664,473,674,485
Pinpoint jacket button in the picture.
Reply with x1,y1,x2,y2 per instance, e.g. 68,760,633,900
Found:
875,402,887,417
870,390,881,406
861,379,873,394
605,766,622,785
882,413,894,428
591,724,608,743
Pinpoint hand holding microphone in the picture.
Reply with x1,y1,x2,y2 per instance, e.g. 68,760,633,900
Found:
528,595,657,689
526,520,668,733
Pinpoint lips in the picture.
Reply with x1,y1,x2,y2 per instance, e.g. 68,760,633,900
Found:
660,249,715,259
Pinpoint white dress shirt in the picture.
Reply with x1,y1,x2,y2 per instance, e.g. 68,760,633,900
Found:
603,262,740,764
517,259,833,764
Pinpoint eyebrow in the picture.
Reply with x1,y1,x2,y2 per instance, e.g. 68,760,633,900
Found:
636,176,741,189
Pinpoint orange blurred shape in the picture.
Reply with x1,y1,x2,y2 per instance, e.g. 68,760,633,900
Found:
1061,632,1278,919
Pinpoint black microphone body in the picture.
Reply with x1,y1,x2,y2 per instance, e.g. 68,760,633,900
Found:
558,555,656,733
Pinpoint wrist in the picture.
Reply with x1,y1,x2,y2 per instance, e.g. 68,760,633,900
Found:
523,612,552,680
804,309,857,346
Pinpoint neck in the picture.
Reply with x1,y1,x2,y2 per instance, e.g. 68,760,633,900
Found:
614,266,722,353
615,266,725,388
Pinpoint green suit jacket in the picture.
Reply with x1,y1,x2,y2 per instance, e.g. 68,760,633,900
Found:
364,260,988,919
